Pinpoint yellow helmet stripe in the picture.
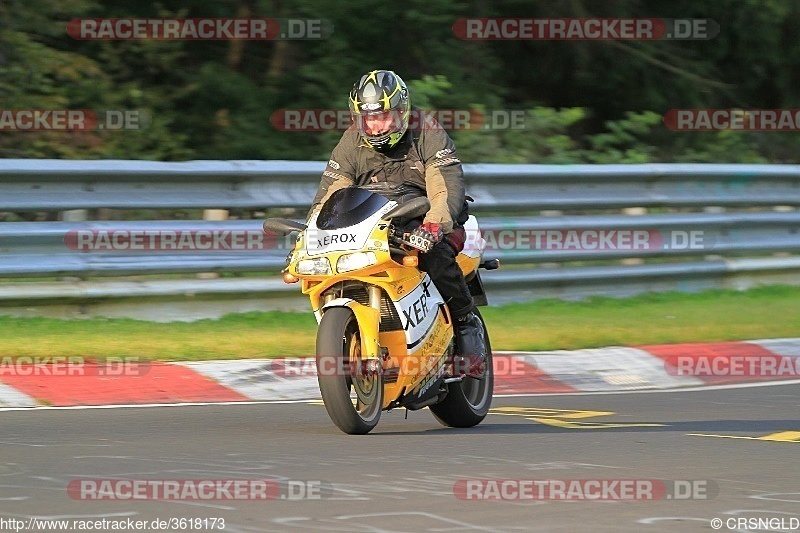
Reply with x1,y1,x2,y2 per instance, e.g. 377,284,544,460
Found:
380,83,400,110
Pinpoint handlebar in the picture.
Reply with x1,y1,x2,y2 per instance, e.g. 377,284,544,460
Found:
388,223,435,253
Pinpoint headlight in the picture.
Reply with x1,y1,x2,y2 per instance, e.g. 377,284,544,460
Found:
296,257,332,275
336,251,377,273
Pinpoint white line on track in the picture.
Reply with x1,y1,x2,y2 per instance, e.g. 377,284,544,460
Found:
0,379,798,412
495,378,800,396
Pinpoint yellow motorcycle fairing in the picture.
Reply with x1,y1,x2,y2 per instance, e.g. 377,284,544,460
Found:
288,218,458,410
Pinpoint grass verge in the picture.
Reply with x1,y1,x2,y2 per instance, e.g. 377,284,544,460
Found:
0,285,797,361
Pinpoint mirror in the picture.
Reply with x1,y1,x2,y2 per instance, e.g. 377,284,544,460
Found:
383,197,431,221
263,218,306,235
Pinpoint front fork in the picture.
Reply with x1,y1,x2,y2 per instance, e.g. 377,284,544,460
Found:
321,285,383,361
323,285,382,311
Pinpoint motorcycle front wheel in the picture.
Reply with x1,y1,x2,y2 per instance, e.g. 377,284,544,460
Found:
316,307,382,435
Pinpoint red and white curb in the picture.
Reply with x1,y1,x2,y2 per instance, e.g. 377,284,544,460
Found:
0,338,798,407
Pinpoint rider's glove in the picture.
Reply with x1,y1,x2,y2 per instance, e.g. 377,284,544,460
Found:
409,222,443,252
420,222,444,242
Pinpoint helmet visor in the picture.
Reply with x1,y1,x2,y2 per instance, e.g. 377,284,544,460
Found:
355,109,405,140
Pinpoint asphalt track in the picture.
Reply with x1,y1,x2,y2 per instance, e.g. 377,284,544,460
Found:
0,383,798,532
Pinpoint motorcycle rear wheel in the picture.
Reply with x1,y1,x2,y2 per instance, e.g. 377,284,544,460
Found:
316,307,382,435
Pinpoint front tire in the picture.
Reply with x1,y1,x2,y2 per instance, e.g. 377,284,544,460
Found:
429,309,493,428
316,307,382,435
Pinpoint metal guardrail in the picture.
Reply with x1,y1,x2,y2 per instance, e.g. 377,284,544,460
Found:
0,160,799,316
2,212,800,277
2,160,800,211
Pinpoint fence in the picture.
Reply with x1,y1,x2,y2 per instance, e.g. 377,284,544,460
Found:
1,160,798,319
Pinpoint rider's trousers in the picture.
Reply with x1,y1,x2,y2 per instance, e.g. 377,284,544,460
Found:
417,238,475,320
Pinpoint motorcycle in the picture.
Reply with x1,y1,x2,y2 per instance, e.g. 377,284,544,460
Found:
263,187,499,435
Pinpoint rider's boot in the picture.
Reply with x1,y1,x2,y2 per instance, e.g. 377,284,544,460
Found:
454,311,487,378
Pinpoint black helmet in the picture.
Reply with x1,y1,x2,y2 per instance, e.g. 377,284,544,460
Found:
348,69,410,151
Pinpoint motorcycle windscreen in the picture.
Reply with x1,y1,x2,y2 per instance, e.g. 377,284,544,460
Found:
316,187,390,230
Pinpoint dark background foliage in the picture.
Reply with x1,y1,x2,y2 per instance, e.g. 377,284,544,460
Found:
2,0,799,162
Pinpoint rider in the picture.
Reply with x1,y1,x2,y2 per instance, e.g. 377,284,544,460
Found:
307,69,486,362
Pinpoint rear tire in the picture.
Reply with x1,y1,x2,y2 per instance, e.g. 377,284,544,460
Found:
429,309,493,428
316,307,382,435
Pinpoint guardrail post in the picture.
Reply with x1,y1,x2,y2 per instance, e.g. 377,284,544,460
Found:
621,207,647,265
773,205,796,258
540,209,562,269
703,206,726,261
59,210,88,281
198,209,229,279
59,209,88,222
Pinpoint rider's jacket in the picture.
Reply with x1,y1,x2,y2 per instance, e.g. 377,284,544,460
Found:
309,107,468,234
